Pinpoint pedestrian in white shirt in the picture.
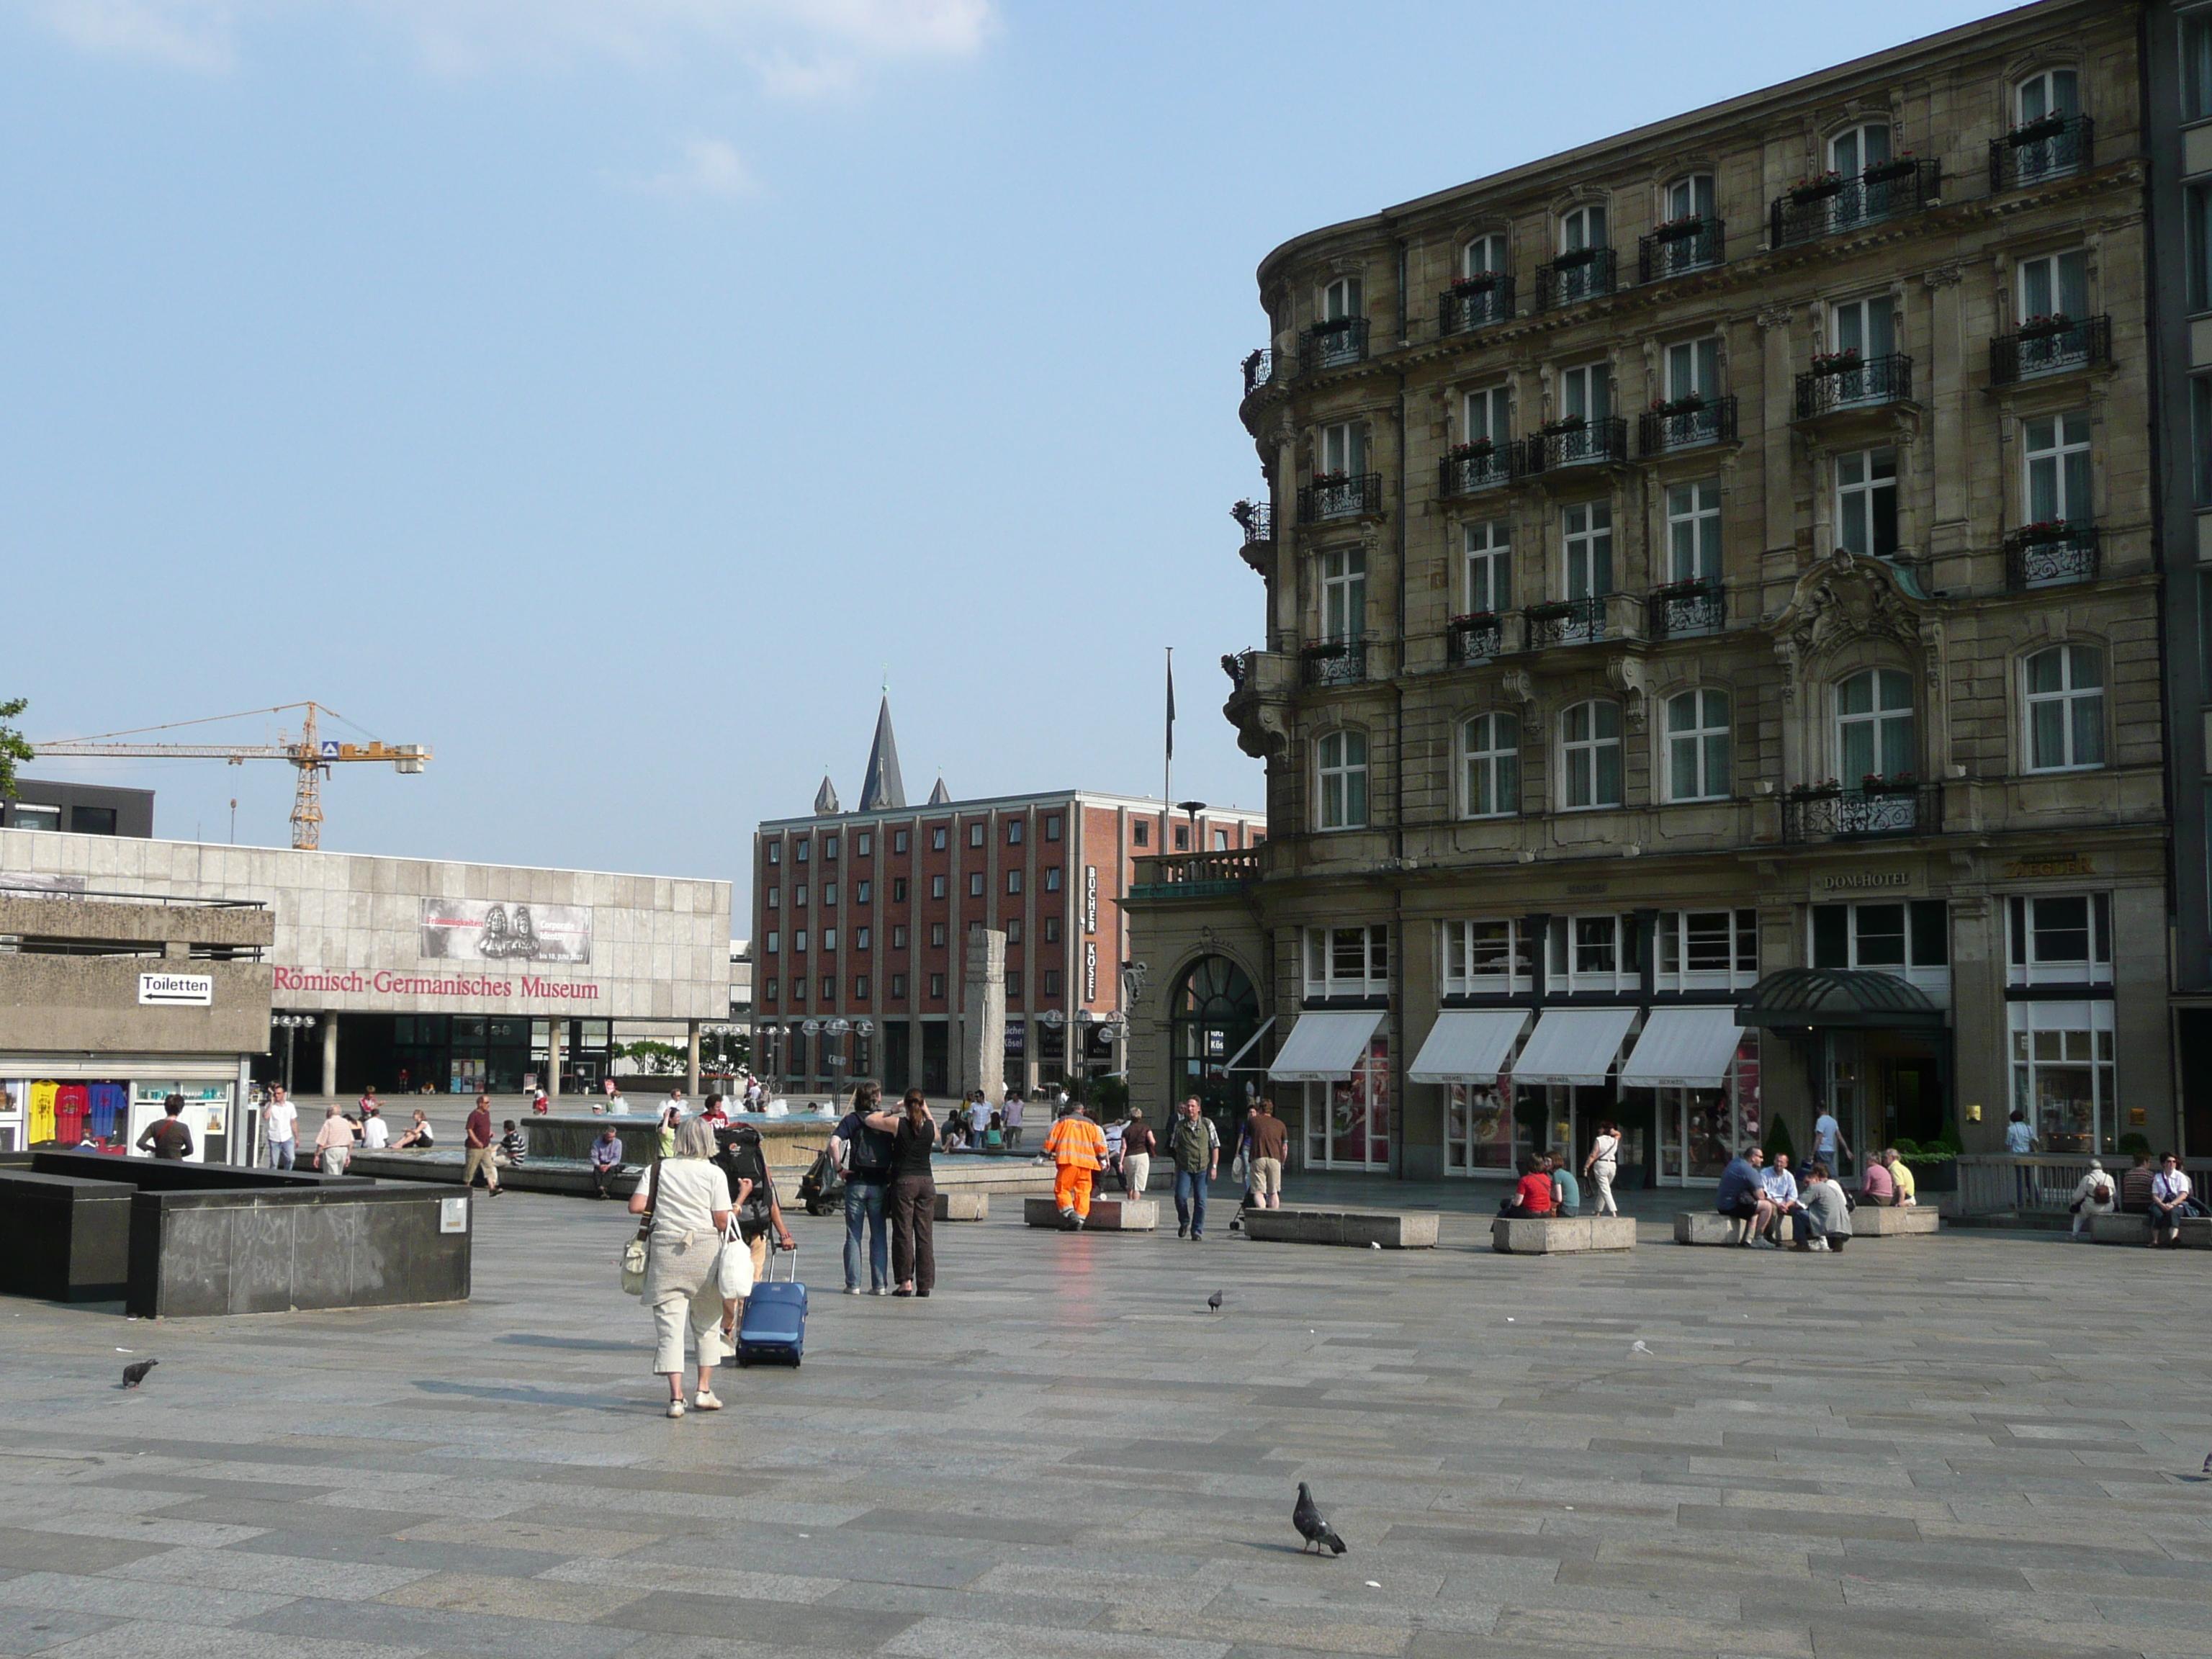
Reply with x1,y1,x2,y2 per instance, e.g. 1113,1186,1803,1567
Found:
1813,1109,1849,1176
263,1085,299,1171
360,1107,390,1151
2149,1154,2193,1248
2067,1159,2114,1240
1758,1154,1801,1248
1581,1120,1622,1217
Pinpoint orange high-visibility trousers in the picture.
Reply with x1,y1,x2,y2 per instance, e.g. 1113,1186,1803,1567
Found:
1054,1164,1094,1218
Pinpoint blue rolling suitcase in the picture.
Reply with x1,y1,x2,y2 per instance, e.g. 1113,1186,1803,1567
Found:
735,1245,806,1367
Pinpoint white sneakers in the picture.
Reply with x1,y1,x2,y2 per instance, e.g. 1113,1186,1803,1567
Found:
693,1391,723,1411
666,1399,685,1419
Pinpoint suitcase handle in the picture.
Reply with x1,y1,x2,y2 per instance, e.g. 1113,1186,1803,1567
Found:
763,1242,799,1282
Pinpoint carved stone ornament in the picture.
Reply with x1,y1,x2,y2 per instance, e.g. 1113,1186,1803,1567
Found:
1500,668,1535,706
1922,264,1964,288
1234,702,1292,762
1605,655,1650,729
1767,552,1935,698
1755,305,1792,331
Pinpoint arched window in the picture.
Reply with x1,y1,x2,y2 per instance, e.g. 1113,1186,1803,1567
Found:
1461,713,1520,818
1560,701,1622,809
1837,668,1915,783
1463,232,1509,278
1665,689,1731,801
1560,202,1606,254
1317,729,1368,829
1664,173,1714,224
2025,645,2105,773
1323,275,1362,321
1172,955,1262,1118
1830,120,1892,176
1655,174,1719,276
2017,68,2078,125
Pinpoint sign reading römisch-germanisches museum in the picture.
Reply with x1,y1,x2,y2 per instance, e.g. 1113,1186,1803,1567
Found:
272,967,601,1000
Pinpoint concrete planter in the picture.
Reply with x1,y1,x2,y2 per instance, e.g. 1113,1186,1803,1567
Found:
1491,1215,1637,1254
1674,1211,1750,1246
935,1191,989,1221
1023,1197,1157,1231
1851,1205,1940,1236
1243,1208,1441,1249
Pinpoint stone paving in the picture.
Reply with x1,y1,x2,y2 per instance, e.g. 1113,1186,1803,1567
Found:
1,1177,2208,1658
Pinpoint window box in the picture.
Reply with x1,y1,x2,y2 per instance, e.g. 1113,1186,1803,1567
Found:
1538,415,1588,436
1550,246,1601,269
1448,613,1503,666
1809,350,1862,375
1990,113,2092,192
1861,156,1920,185
2011,520,2073,545
1450,271,1501,294
1649,393,1706,417
1789,173,1845,202
1451,438,1497,458
1650,215,1705,242
1298,317,1369,374
1637,394,1737,456
1523,596,1607,649
1794,353,1912,420
2008,114,2067,146
1300,639,1368,687
1297,472,1383,523
2016,314,2074,341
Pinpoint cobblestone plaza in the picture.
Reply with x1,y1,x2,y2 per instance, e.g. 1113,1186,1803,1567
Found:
1,1186,2206,1659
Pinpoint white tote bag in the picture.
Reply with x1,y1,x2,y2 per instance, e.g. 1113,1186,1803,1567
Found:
716,1221,755,1299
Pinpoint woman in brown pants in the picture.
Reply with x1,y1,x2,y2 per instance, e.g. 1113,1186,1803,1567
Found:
886,1089,939,1298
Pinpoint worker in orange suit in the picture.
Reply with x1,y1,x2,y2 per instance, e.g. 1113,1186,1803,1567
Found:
1042,1099,1109,1230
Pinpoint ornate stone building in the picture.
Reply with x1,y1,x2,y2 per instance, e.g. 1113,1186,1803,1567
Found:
1127,0,2170,1185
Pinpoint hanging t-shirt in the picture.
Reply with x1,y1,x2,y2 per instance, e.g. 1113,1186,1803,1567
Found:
30,1082,60,1145
87,1083,127,1142
53,1084,90,1146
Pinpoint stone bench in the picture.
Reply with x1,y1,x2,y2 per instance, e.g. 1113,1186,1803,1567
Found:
1023,1197,1157,1231
1851,1204,1940,1236
1492,1215,1637,1254
2091,1213,2212,1247
1674,1211,1752,1246
935,1191,988,1222
1242,1208,1440,1249
0,1171,134,1301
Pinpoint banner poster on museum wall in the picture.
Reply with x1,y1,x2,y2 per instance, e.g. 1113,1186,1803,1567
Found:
420,898,593,965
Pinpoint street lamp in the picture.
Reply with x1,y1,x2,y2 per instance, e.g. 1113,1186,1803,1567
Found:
1176,799,1207,854
270,1011,317,1096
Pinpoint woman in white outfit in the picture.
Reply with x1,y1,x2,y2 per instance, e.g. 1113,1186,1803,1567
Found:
2067,1159,2115,1240
629,1116,733,1418
1582,1120,1622,1217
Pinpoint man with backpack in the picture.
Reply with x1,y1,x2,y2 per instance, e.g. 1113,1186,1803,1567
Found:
831,1082,898,1295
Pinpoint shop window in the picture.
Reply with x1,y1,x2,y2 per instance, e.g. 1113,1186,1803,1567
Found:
930,923,948,947
1654,909,1758,989
2009,999,2116,1154
892,878,908,903
1443,917,1534,993
2007,893,2112,986
891,925,908,948
1545,912,1643,993
1043,917,1061,943
1304,924,1388,999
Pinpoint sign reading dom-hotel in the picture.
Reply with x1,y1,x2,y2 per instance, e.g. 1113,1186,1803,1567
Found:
273,967,601,1001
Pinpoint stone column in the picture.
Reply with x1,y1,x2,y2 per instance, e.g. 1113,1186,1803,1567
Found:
548,1019,563,1103
320,1013,338,1098
963,930,1007,1109
686,1020,701,1098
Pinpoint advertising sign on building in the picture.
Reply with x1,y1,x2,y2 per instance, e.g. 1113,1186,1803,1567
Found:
420,899,593,964
1084,866,1098,935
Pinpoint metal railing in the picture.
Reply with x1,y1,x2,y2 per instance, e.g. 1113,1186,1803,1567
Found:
1297,473,1383,523
1532,248,1617,311
1447,613,1504,666
1439,274,1515,334
1637,217,1725,283
1523,596,1608,650
1990,112,2093,193
0,882,266,909
1231,498,1273,546
1439,446,1513,496
1990,314,2111,384
1768,158,1941,249
1781,781,1941,842
1301,639,1368,687
1637,395,1737,455
1794,352,1912,420
1241,349,1276,397
1298,318,1370,374
2004,523,2100,590
1516,416,1629,473
1647,580,1725,639
1953,1152,2212,1218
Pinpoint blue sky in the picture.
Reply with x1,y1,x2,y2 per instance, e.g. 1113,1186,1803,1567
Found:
3,0,2016,912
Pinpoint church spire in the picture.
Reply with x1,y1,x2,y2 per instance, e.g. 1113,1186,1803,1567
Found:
813,774,841,816
858,695,906,812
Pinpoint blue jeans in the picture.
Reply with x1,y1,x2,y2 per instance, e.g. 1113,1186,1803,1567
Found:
844,1179,889,1290
1174,1168,1209,1237
269,1138,296,1172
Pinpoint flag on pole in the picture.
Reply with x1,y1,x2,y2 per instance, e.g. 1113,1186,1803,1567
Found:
1165,649,1175,761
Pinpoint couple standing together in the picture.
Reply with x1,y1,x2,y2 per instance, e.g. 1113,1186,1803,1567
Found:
834,1082,938,1297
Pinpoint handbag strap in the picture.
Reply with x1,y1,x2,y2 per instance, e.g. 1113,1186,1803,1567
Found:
632,1159,660,1243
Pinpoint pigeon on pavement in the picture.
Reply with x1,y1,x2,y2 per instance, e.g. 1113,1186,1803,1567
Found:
1292,1482,1347,1555
1207,1291,1224,1313
121,1359,158,1388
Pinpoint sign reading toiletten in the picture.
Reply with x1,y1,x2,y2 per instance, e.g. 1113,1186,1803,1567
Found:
138,973,214,1007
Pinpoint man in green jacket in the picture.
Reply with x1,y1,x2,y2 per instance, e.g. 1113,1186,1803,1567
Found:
1166,1097,1220,1242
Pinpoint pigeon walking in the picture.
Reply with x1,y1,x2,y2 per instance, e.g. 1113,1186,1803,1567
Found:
2203,1451,2212,1476
1207,1291,1224,1314
120,1359,158,1388
1292,1481,1346,1555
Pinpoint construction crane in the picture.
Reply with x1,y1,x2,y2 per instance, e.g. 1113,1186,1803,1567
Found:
34,702,430,851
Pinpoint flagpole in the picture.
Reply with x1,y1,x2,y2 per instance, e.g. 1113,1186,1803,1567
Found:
1162,646,1173,855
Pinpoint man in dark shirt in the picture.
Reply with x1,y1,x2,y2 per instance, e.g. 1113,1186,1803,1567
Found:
463,1094,501,1196
1245,1100,1290,1210
831,1082,898,1295
1715,1146,1768,1242
136,1094,194,1161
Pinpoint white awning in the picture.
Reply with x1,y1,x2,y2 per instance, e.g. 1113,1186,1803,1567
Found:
1506,1007,1637,1087
1407,1009,1529,1084
1268,1010,1385,1082
1618,1006,1745,1090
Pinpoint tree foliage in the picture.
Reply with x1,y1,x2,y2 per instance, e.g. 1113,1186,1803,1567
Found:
0,698,31,799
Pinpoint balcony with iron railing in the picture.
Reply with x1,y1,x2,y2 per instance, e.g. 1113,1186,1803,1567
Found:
2004,521,2100,590
1637,217,1725,283
1241,349,1277,397
1637,394,1738,456
1990,314,2111,385
1781,778,1941,842
1768,158,1941,249
1298,317,1370,374
1794,351,1912,421
1297,472,1384,523
1521,594,1627,650
1646,579,1725,639
1990,111,2093,192
1439,443,1514,497
1439,273,1515,335
1532,247,1617,311
1126,848,1265,904
1231,498,1273,546
1516,415,1629,475
1446,612,1509,667
1301,639,1370,687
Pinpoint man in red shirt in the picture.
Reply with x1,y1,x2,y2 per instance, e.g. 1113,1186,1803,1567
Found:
463,1094,502,1196
1500,1155,1554,1218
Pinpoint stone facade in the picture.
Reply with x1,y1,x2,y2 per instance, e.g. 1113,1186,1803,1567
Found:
1131,0,2172,1184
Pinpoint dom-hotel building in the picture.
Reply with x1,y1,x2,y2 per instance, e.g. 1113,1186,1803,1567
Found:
1128,0,2206,1184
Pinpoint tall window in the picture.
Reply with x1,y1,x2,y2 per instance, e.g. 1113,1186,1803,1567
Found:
1318,730,1368,829
1836,447,1898,557
1666,480,1722,583
2010,1001,2115,1155
1665,172,1714,223
1464,384,1510,448
1563,501,1613,598
1665,689,1730,802
2192,184,2212,313
1837,668,1915,783
1558,359,1610,424
2016,68,2078,125
1830,120,1892,176
2019,249,2087,325
1555,203,1608,303
1322,547,1366,641
1324,275,1362,321
1460,712,1519,818
2188,12,2212,122
1464,521,1511,613
1319,420,1365,478
1665,336,1718,400
1463,233,1508,276
1830,295,1895,364
1560,701,1623,809
1560,202,1606,253
2023,412,2092,526
2025,645,2105,773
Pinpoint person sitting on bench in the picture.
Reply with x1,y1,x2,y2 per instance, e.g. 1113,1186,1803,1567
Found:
1790,1164,1853,1252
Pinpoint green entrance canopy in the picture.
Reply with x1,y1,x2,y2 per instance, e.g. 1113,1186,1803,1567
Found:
1735,968,1944,1032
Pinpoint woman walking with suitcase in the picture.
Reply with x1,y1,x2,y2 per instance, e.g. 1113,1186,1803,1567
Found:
628,1116,734,1418
887,1089,938,1298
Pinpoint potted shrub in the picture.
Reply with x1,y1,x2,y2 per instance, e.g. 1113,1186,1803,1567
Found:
1898,1123,1961,1193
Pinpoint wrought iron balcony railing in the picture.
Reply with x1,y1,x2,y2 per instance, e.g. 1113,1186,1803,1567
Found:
1637,217,1725,283
1301,639,1368,687
1439,274,1515,335
2004,522,2100,590
1298,317,1370,374
1297,473,1384,523
1241,349,1276,397
1637,395,1738,455
1231,498,1273,546
1768,158,1941,249
1522,595,1609,650
1439,446,1513,497
1990,112,2093,192
1532,247,1617,311
1516,416,1629,474
1782,781,1941,842
1990,315,2111,384
1447,613,1505,667
1646,579,1725,639
1794,352,1912,420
